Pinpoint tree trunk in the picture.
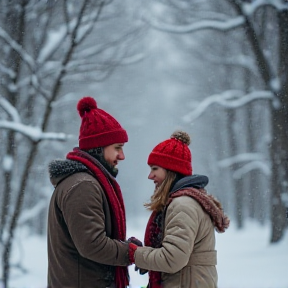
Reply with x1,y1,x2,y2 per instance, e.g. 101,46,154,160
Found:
0,0,26,241
270,102,288,242
226,109,244,228
270,9,288,243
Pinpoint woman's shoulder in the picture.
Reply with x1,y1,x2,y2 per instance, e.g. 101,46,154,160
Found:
168,194,202,214
165,195,205,229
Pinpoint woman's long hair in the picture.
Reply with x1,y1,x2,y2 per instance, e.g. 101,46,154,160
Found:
145,170,178,212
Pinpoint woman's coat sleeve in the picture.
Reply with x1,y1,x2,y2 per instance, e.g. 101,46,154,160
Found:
134,196,201,273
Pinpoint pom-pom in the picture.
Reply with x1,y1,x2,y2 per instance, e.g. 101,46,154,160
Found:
171,130,191,145
77,96,97,117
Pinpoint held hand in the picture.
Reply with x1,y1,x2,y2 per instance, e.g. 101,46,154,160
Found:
128,243,138,264
127,236,143,247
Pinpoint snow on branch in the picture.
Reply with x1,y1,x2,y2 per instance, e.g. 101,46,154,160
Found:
218,153,265,168
143,15,245,33
219,153,270,179
0,27,35,71
217,90,273,108
0,96,21,122
0,63,16,79
0,120,69,142
242,0,288,16
75,9,102,45
144,0,287,34
119,53,146,65
30,74,51,99
233,160,271,179
183,90,274,123
37,26,68,64
0,28,50,99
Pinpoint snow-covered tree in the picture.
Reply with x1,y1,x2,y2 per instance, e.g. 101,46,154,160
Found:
144,0,288,242
0,0,142,286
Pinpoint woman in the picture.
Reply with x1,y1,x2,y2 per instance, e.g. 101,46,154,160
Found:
129,131,230,288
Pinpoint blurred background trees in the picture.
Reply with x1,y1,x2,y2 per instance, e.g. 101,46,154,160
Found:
143,0,288,242
0,0,143,286
0,0,287,287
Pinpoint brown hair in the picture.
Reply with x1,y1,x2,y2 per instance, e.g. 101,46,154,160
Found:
145,170,177,212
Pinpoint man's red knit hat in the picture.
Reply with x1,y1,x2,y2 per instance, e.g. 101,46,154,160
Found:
77,96,128,150
147,131,192,175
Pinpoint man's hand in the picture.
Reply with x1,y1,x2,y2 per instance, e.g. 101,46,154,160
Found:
128,237,148,274
127,236,143,247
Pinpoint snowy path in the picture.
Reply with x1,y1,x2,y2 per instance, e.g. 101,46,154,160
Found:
3,220,288,288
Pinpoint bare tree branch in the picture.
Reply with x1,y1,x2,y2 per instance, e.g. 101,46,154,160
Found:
0,120,69,142
183,90,274,122
0,27,35,71
143,14,245,33
0,96,21,122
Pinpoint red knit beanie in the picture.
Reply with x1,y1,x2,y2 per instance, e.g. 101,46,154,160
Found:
77,96,128,150
147,131,192,175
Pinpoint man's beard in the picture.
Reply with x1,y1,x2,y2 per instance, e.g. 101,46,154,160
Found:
86,148,118,177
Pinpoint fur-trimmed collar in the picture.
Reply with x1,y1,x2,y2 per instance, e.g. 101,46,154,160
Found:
48,159,88,186
48,159,88,178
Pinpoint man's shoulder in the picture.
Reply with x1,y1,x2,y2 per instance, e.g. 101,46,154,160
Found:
54,172,106,211
70,171,95,181
56,171,102,195
66,171,101,188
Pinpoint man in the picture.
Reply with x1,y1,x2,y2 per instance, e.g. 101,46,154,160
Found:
47,96,135,288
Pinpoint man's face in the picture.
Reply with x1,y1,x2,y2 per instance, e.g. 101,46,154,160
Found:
103,143,125,171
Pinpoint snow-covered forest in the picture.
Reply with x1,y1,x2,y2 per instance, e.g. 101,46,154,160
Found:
0,0,288,287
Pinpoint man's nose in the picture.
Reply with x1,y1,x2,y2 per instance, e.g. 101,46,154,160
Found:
148,172,153,180
118,150,125,160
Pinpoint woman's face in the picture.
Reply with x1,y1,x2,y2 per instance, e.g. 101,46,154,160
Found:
148,165,167,188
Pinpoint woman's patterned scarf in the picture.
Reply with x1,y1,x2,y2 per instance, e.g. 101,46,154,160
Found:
144,187,230,288
66,147,129,288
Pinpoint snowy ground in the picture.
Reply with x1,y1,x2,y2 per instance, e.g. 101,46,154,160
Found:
2,219,288,288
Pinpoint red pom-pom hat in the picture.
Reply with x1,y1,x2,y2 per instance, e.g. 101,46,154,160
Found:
77,96,128,150
147,131,192,176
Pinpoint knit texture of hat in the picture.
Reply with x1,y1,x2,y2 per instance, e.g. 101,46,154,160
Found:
77,96,128,150
147,131,192,175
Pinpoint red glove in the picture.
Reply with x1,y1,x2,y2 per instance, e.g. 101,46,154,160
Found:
128,243,138,264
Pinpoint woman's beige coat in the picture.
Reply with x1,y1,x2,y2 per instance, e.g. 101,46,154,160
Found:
134,195,218,288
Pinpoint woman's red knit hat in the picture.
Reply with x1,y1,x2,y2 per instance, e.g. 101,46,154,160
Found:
77,96,128,150
147,131,192,175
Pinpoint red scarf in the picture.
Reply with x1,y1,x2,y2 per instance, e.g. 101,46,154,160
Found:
144,211,163,288
144,187,230,288
66,147,129,288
